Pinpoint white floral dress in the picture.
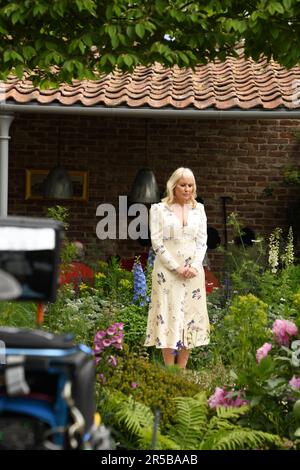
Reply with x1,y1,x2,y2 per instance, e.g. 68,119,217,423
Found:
144,202,210,350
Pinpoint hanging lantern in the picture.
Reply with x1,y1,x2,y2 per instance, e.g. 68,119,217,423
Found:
128,168,160,204
43,165,73,199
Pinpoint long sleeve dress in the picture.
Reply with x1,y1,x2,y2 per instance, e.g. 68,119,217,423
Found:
144,202,210,350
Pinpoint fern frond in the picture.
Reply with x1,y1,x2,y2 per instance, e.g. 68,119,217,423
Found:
168,396,208,449
137,428,180,450
192,391,208,406
200,426,282,450
115,395,154,435
197,403,282,450
216,405,250,420
99,389,128,415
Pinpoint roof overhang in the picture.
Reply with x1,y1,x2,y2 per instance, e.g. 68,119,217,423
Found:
1,102,300,119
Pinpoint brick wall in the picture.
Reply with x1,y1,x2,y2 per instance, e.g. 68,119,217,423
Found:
8,113,300,274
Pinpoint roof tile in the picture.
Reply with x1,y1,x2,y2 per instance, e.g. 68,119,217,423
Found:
2,48,300,110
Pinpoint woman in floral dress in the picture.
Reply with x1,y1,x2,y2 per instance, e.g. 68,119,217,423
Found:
144,167,210,368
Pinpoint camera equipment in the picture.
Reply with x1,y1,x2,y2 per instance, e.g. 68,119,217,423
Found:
0,217,112,450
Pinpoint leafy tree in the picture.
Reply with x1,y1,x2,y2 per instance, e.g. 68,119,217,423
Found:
1,0,300,86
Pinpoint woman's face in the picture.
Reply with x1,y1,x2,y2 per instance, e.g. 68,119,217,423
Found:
174,176,194,205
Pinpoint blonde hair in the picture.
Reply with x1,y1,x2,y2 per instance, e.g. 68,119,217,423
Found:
162,167,197,208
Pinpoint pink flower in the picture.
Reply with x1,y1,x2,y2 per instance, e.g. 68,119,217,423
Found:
107,355,118,367
289,376,300,390
272,319,298,346
208,387,248,409
102,338,112,347
256,342,272,363
114,322,124,330
93,343,104,353
94,330,106,340
131,382,138,389
113,335,123,344
208,387,227,408
106,326,117,335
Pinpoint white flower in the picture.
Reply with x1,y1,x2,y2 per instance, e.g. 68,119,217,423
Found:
268,228,282,273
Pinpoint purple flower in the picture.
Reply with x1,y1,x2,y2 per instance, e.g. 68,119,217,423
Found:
256,342,272,363
93,322,125,367
147,248,156,268
272,319,298,346
131,382,138,389
289,376,300,390
98,373,106,384
107,355,118,367
133,260,149,306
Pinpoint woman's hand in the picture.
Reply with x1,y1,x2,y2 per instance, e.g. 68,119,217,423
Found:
176,266,198,279
184,267,198,279
176,266,189,278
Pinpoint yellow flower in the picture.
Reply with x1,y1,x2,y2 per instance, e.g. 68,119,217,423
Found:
98,260,108,270
293,293,300,307
79,283,88,290
95,272,106,279
119,279,132,289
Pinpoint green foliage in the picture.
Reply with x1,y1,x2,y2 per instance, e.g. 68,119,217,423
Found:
168,394,209,449
94,258,133,303
233,334,300,442
258,265,300,322
1,1,300,84
114,304,148,353
46,205,70,230
214,294,269,372
283,166,300,185
221,212,267,298
198,404,282,450
0,301,36,328
183,362,231,396
46,205,77,265
99,348,203,432
99,389,180,450
100,390,283,449
43,286,116,346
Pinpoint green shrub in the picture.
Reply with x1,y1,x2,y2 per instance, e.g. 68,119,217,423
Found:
99,390,283,450
94,258,133,304
98,346,203,432
213,294,269,372
44,286,119,346
114,304,148,353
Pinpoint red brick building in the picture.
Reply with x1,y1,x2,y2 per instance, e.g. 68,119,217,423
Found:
1,50,300,272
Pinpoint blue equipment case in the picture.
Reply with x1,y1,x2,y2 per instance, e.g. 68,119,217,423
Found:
0,327,111,450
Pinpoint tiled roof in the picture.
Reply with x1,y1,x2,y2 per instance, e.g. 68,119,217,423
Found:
2,49,300,110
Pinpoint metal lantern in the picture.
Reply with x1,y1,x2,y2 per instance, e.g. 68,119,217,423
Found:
43,165,73,199
128,168,160,204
